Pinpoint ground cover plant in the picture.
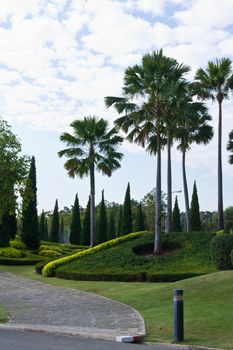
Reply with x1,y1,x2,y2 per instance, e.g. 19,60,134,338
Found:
0,264,232,349
56,231,216,282
0,306,7,323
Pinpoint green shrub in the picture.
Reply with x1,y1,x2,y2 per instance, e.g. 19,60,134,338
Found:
35,260,52,274
40,241,87,250
0,247,24,258
210,234,233,270
39,245,63,254
0,257,43,265
10,240,27,250
42,231,146,277
39,249,62,258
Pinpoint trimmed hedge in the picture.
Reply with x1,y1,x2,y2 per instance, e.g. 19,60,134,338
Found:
42,231,146,277
0,257,43,265
35,259,52,274
10,240,27,250
39,249,63,258
0,247,24,258
210,234,233,270
40,241,88,250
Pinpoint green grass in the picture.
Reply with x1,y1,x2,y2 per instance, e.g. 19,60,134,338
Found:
0,264,233,349
57,232,216,281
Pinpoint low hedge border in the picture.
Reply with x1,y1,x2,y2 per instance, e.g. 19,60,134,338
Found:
55,269,202,282
0,257,44,265
42,231,147,277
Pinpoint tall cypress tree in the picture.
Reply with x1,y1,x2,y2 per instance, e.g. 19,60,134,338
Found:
97,190,108,244
59,216,65,243
122,183,132,235
81,198,90,246
108,211,116,239
172,196,182,232
135,202,145,231
39,210,46,241
50,199,59,242
70,194,81,244
21,156,39,249
0,212,10,247
44,218,49,241
190,181,201,231
117,206,123,237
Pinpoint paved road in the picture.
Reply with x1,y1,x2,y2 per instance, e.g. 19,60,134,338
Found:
0,329,170,350
0,271,145,340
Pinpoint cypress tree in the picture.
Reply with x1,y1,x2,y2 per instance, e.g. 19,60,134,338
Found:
50,199,59,242
97,190,108,244
172,196,182,232
108,211,116,239
9,211,17,239
190,181,201,231
117,206,123,236
21,156,39,249
135,202,145,231
0,212,10,247
59,216,65,243
81,198,90,246
44,218,49,241
70,194,81,244
122,183,133,235
39,210,46,241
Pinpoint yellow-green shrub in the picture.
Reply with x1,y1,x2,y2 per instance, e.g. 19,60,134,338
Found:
39,249,62,258
10,240,27,250
42,231,146,277
39,245,63,254
0,247,24,258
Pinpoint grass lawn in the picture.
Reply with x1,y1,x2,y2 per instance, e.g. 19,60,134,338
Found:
0,306,8,323
0,264,232,349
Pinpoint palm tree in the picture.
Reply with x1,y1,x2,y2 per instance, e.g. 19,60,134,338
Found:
58,117,123,246
195,58,233,229
176,101,213,231
105,50,190,253
227,130,233,164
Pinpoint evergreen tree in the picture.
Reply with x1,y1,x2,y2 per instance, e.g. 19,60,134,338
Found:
50,199,59,242
122,183,133,235
135,202,145,231
59,216,65,243
172,196,182,232
97,190,108,244
81,198,90,246
21,156,39,249
190,181,201,231
108,211,116,239
0,212,10,247
9,211,17,239
69,194,81,244
117,206,123,236
39,210,46,241
44,218,48,241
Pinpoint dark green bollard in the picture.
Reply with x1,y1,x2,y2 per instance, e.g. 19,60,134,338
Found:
174,289,184,342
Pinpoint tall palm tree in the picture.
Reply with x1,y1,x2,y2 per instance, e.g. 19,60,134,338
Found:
227,130,233,164
105,50,190,253
176,101,213,231
58,117,123,247
195,58,233,229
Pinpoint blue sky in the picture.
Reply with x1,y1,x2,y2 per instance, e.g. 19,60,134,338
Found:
0,0,233,213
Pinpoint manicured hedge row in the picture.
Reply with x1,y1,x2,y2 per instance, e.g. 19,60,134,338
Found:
0,257,43,265
42,231,147,277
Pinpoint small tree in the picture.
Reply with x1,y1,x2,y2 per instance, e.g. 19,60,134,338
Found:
135,202,145,231
70,194,81,244
108,211,116,239
117,206,123,236
97,190,108,244
44,218,49,241
21,156,39,249
81,198,90,246
59,216,65,243
122,183,133,235
50,199,59,242
39,210,46,241
172,196,182,232
190,181,201,231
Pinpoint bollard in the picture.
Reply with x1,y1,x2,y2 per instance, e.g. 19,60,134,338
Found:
174,289,184,342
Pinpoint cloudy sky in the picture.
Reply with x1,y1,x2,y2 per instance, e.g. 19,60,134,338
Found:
1,0,233,213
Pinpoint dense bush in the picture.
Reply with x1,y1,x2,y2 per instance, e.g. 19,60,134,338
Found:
39,245,63,254
0,247,24,258
35,260,52,274
39,249,62,258
55,232,215,282
10,240,27,250
42,231,146,277
210,234,233,270
0,257,43,265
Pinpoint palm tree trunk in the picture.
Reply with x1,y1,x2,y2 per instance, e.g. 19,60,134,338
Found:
154,119,162,254
89,145,96,247
218,100,224,230
166,130,172,234
182,150,190,232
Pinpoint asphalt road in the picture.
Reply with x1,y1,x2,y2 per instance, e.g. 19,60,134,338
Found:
0,329,168,350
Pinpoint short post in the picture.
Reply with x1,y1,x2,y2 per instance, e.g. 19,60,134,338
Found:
174,289,184,342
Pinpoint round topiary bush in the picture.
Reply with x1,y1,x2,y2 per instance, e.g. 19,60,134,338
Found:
210,234,233,270
38,249,62,258
39,245,63,254
10,240,27,250
0,247,24,258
